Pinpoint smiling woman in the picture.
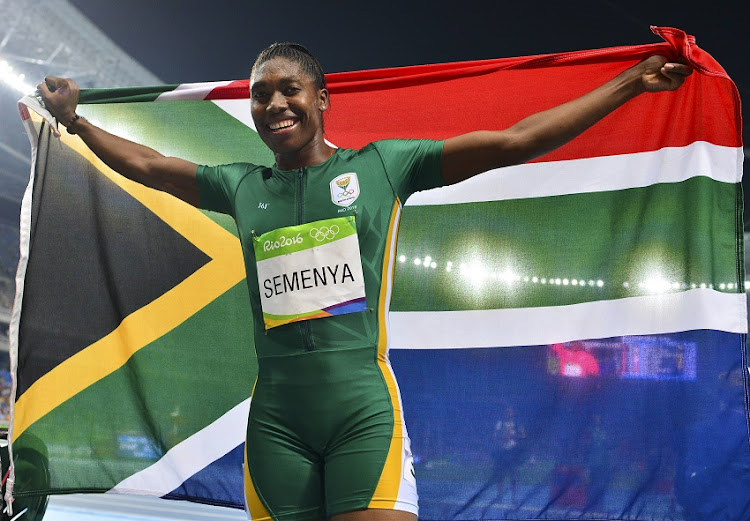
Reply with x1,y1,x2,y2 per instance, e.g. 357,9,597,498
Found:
249,44,334,171
35,39,690,521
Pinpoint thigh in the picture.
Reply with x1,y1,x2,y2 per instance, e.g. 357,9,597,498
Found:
245,406,326,521
324,372,418,518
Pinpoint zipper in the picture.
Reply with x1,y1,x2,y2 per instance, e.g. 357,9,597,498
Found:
297,167,314,352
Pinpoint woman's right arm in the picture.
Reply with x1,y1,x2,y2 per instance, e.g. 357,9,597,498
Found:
37,76,200,207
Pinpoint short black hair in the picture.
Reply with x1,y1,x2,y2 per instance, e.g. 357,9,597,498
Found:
251,42,326,90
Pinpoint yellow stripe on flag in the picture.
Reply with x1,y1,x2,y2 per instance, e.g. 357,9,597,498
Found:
13,124,246,438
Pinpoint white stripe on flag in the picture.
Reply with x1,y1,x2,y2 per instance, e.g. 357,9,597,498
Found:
155,81,233,101
389,289,747,349
211,99,258,132
108,398,250,496
406,142,742,206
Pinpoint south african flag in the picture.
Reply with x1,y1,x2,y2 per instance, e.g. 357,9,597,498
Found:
10,26,748,521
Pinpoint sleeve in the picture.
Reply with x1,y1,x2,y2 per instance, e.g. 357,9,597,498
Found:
373,139,444,202
195,163,252,215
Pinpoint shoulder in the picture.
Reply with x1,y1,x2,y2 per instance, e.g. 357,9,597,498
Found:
196,162,269,201
334,139,442,156
198,162,265,176
370,138,444,159
198,162,268,184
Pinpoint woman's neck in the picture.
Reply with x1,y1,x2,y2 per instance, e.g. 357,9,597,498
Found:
275,138,335,171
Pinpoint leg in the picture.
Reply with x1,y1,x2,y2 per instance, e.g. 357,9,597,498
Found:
245,396,326,521
325,352,418,519
325,427,418,518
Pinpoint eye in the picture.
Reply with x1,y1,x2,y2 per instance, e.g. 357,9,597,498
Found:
283,86,301,96
252,90,270,102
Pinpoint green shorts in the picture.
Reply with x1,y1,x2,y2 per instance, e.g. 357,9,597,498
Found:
242,347,418,521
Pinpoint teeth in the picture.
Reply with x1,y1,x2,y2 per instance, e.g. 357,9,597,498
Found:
269,119,295,130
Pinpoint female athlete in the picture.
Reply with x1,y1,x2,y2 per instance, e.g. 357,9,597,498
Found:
36,42,690,521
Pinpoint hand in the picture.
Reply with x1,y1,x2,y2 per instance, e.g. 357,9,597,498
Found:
36,76,80,125
636,55,692,93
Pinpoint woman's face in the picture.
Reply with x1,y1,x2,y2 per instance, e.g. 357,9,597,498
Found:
250,57,329,158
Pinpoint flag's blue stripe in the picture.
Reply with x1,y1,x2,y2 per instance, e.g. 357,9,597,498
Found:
391,330,750,521
164,444,245,509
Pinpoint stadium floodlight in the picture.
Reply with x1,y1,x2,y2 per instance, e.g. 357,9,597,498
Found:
0,57,34,95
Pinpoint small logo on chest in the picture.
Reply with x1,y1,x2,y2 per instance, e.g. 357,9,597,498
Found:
330,173,360,207
258,202,269,210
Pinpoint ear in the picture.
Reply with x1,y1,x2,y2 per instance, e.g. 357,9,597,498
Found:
318,88,330,112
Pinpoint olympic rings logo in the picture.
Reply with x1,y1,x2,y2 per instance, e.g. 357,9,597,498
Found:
309,225,340,242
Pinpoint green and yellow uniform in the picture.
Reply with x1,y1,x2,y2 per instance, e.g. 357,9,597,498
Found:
197,139,443,521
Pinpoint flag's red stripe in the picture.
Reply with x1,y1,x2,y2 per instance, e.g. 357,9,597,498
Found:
205,80,250,100
200,27,741,156
325,57,740,157
325,28,740,154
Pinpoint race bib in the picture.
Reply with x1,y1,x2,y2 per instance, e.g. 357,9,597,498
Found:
253,216,367,329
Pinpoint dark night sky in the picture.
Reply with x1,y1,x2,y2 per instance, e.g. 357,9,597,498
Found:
67,0,746,90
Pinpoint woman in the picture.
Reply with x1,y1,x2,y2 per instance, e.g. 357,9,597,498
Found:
37,42,690,521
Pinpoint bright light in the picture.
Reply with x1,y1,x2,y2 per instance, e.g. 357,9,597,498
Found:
463,259,489,288
414,258,422,266
0,58,34,94
562,278,569,286
532,277,538,283
596,280,604,288
446,261,453,273
430,262,437,269
499,269,517,284
398,255,406,263
642,276,671,293
424,256,432,265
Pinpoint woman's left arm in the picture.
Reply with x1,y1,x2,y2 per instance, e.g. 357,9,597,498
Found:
441,55,692,185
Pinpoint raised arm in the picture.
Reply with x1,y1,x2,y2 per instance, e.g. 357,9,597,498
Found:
441,55,692,185
36,77,201,206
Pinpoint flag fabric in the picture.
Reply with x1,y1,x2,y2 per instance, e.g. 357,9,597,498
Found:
9,26,749,521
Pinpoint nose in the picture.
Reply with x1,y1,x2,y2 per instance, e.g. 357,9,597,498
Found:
267,90,287,113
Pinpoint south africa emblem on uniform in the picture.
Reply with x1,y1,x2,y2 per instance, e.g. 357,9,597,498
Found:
330,173,360,207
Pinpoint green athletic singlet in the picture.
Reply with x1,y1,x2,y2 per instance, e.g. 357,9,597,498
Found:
197,139,443,521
